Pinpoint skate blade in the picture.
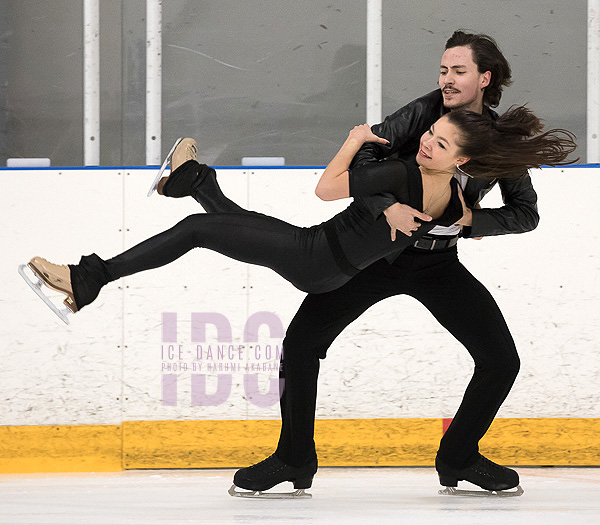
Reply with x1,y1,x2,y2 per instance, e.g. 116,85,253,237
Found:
147,137,183,197
18,264,71,325
228,484,312,499
439,485,524,497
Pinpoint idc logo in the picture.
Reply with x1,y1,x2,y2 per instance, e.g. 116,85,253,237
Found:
160,311,284,407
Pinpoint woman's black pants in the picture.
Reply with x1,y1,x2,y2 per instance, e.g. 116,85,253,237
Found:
115,162,520,471
97,163,348,295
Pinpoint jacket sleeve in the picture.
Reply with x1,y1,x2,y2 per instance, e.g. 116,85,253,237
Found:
463,171,540,238
348,161,407,198
356,193,399,220
351,96,432,168
350,91,440,219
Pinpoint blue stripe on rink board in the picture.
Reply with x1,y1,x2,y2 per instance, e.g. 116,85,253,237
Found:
0,164,598,171
0,165,329,171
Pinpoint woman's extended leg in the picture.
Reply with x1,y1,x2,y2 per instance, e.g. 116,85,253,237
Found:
158,138,267,215
31,211,348,313
166,160,250,214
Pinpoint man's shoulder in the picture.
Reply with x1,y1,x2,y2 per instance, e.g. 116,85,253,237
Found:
411,89,444,105
385,89,443,122
400,89,443,112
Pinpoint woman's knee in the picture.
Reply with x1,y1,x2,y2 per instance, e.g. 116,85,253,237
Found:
177,213,205,228
176,213,209,243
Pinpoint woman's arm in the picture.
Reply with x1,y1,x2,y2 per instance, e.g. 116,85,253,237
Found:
315,125,389,201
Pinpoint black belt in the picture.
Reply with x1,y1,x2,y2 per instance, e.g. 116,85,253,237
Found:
412,234,458,251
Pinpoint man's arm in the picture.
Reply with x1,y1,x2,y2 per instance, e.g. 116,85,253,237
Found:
350,90,444,219
351,91,442,168
460,172,540,238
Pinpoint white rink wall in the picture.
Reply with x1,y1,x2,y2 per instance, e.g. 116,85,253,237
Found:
0,166,598,426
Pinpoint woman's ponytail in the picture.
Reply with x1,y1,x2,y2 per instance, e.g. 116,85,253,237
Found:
448,105,578,179
494,106,543,137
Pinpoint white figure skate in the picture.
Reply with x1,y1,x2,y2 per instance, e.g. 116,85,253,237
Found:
18,260,76,325
228,484,312,499
147,137,183,197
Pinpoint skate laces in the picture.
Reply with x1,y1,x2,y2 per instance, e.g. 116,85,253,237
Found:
479,455,501,470
37,257,69,271
248,455,286,475
471,455,506,479
185,142,197,160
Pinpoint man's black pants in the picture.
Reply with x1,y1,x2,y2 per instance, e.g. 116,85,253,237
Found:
275,246,520,470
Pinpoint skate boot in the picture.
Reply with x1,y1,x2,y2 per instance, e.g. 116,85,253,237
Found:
147,138,198,197
157,138,198,196
229,454,317,499
436,453,523,497
19,254,109,324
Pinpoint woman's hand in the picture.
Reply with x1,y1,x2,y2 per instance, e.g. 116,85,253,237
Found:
316,125,388,201
348,124,390,146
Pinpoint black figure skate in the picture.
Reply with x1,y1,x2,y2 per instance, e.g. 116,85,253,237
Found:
229,454,317,499
436,454,524,497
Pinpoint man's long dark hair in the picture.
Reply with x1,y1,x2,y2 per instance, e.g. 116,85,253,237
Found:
445,31,512,108
448,106,578,179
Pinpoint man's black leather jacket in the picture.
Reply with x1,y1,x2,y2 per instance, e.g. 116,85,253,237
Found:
350,89,539,238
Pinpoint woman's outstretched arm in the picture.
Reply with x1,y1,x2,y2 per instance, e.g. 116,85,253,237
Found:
315,125,389,201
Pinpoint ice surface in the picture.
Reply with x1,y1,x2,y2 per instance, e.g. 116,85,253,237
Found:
1,467,599,524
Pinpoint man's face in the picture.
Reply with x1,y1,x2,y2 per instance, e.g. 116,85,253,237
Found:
439,46,490,113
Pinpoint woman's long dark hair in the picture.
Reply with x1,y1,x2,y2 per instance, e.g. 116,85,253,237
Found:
447,106,578,179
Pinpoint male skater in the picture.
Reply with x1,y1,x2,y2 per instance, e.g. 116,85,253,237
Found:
229,31,534,497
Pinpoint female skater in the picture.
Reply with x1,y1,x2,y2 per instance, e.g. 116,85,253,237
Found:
24,106,575,319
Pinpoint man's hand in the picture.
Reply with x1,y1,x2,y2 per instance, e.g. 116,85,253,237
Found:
383,203,432,241
454,185,473,227
454,186,483,240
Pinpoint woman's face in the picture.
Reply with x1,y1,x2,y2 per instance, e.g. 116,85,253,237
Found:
416,115,467,172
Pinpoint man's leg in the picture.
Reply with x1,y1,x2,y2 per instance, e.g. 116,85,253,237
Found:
232,260,406,492
274,260,407,467
405,250,520,470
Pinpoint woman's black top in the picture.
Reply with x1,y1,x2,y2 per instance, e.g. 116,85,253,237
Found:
321,159,463,274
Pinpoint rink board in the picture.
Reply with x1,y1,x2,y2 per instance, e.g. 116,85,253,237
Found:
0,165,599,472
2,418,600,472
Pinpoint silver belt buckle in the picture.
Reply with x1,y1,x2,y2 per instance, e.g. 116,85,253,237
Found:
430,239,437,250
